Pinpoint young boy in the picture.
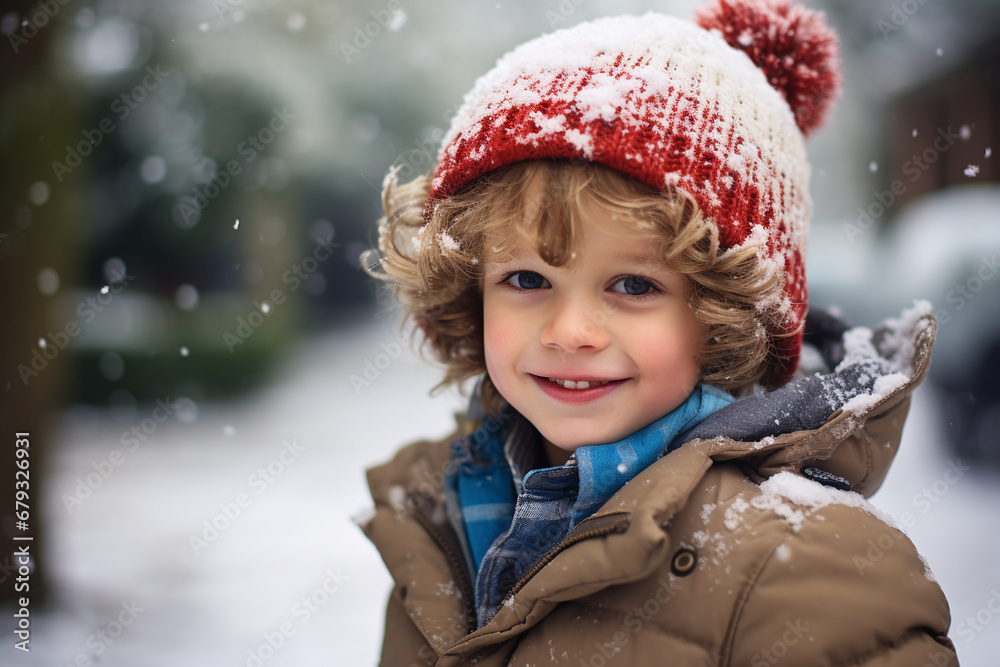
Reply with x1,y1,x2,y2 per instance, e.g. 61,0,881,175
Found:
360,1,958,664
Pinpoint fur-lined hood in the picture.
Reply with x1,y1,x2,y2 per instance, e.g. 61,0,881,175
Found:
685,302,936,497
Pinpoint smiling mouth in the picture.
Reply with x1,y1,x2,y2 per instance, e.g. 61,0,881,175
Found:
541,377,622,390
529,374,627,403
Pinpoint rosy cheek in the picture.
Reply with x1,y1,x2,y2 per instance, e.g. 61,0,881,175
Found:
635,321,695,361
634,324,701,384
483,297,517,376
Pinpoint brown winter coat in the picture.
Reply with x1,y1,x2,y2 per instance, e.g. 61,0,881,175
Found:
361,312,957,666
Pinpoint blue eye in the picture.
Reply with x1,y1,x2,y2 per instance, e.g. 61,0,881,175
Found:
507,271,549,290
611,275,655,295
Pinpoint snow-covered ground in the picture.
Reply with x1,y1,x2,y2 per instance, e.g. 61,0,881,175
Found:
3,311,998,666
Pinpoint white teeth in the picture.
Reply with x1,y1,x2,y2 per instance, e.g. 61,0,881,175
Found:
548,378,609,390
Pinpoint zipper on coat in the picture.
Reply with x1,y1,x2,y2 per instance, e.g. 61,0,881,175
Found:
488,512,631,623
408,491,477,630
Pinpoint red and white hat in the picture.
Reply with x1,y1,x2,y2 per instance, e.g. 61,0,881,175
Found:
427,0,841,385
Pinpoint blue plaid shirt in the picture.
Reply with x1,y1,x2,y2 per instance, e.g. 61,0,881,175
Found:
443,383,736,628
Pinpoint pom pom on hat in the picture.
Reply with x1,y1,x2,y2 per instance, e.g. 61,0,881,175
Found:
695,0,841,137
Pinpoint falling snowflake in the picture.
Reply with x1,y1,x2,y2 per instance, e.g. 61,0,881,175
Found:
234,218,240,230
387,9,407,32
37,268,59,295
964,164,980,178
176,284,199,310
28,181,50,205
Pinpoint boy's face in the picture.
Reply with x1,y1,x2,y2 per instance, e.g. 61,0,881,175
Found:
482,192,705,456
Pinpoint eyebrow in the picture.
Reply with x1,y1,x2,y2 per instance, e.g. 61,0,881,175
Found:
608,252,671,273
483,257,526,277
482,243,539,272
485,250,672,278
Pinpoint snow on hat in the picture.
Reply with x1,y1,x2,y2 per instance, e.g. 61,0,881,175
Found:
426,0,841,385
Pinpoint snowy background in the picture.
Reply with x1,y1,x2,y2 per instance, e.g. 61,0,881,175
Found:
1,0,998,665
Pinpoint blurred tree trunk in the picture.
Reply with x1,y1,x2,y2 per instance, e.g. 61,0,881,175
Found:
1,2,86,606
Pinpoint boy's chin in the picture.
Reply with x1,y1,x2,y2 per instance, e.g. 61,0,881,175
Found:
539,437,579,467
538,431,602,453
533,418,635,452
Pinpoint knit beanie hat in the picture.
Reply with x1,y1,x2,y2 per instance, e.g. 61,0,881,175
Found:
425,0,841,386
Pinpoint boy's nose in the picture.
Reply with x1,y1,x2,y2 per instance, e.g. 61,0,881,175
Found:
539,296,610,353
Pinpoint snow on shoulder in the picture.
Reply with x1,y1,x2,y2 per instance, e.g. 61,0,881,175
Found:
756,471,900,532
821,300,933,417
351,505,378,530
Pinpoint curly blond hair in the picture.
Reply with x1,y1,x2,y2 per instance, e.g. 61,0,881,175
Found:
367,159,795,413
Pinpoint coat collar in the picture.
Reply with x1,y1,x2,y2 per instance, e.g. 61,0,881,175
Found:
695,307,937,497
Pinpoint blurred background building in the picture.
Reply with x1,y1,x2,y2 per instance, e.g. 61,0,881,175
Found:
0,0,998,665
